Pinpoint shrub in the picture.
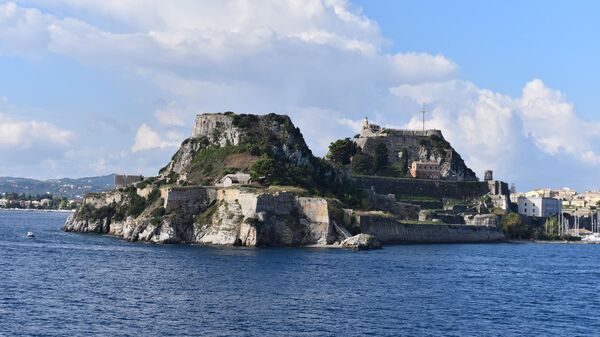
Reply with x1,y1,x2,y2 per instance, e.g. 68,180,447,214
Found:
151,207,166,217
502,212,530,239
250,155,278,180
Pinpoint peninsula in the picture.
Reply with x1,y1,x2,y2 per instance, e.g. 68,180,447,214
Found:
63,112,508,248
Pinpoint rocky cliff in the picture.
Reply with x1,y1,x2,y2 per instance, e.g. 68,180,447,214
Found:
158,112,327,187
64,187,339,246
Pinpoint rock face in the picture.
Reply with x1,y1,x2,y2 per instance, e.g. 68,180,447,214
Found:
159,112,318,186
64,187,340,246
341,234,382,250
195,189,336,246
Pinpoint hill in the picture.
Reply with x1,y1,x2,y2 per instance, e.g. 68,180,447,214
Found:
328,118,477,181
0,175,115,198
63,112,504,247
157,112,349,196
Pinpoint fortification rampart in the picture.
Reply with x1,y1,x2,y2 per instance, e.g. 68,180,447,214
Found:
163,186,217,214
357,215,504,243
83,191,123,208
354,176,491,200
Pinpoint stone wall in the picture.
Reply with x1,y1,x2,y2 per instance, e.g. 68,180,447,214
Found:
200,189,335,246
163,186,217,214
114,175,143,189
191,113,240,146
83,191,123,208
357,215,504,243
355,176,491,200
297,197,330,223
367,189,420,219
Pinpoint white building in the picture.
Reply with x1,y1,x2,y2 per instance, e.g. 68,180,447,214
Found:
518,197,562,217
216,173,252,187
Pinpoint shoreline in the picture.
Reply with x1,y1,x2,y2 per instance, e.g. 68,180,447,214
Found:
0,208,75,213
509,239,600,245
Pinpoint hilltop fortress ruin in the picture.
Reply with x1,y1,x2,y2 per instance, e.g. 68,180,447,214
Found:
65,112,510,248
355,118,477,182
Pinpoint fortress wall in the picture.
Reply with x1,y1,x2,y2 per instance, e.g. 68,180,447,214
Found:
164,186,217,214
191,114,240,146
83,191,123,208
383,129,443,137
213,190,334,245
357,215,505,243
354,176,490,200
297,197,330,223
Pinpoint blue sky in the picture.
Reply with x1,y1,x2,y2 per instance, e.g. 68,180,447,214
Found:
1,1,599,192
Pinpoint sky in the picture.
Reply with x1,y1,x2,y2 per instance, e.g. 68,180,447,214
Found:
0,1,600,191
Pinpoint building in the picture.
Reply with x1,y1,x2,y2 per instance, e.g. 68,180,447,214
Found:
484,170,493,182
216,173,252,187
409,161,441,180
518,196,562,217
114,175,144,189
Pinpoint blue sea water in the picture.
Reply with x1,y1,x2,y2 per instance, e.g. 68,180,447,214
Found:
1,210,600,336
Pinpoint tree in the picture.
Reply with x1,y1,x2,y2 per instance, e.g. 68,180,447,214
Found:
350,153,373,175
502,212,530,239
544,217,559,236
250,155,277,180
373,140,389,173
399,148,409,176
510,183,517,194
326,138,358,166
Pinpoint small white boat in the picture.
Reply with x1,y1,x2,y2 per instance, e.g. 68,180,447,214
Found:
26,232,35,238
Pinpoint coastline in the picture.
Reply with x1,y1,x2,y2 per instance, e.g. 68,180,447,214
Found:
0,208,75,213
508,239,598,245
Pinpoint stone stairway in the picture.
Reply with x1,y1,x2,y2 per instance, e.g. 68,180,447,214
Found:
333,221,352,240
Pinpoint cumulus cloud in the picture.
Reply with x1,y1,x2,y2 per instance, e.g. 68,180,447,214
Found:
0,1,459,155
0,100,74,148
2,1,600,188
154,101,187,127
391,78,600,181
519,79,600,164
131,123,179,152
0,2,50,54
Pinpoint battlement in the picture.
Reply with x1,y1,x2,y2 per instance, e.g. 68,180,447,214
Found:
359,117,442,138
382,129,443,137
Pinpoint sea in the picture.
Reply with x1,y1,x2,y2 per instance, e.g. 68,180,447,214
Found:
1,210,600,337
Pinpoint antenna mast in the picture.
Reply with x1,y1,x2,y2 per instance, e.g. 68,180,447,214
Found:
420,103,427,132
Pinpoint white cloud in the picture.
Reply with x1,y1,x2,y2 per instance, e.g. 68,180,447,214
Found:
0,2,50,54
519,79,600,164
391,80,518,177
391,78,600,181
131,123,179,152
3,1,600,189
0,111,74,148
154,101,187,127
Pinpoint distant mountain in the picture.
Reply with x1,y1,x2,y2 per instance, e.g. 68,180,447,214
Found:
0,174,115,198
